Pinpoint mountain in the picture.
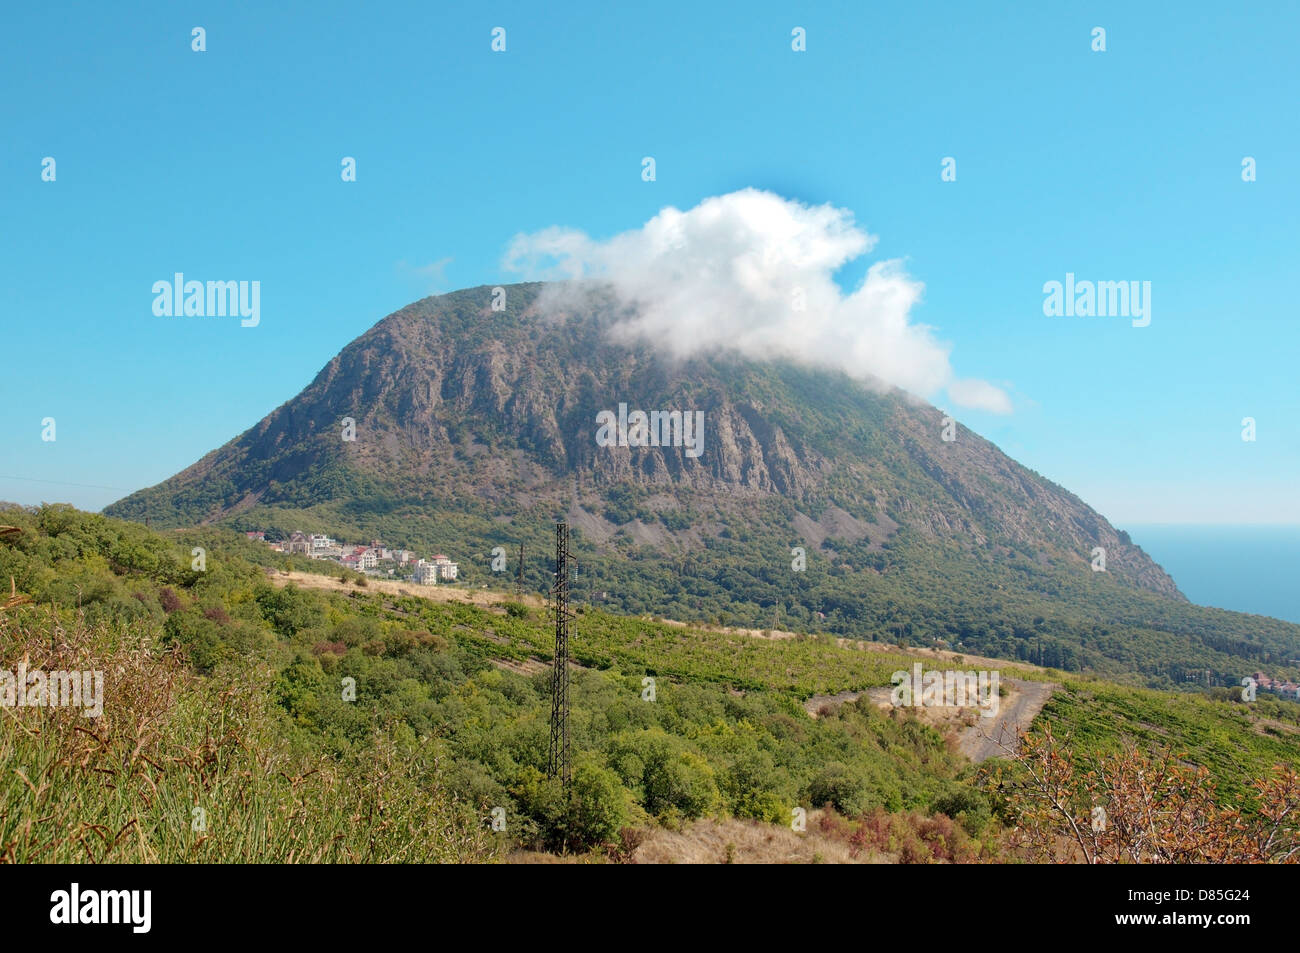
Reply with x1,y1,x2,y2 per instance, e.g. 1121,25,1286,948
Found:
106,283,1300,682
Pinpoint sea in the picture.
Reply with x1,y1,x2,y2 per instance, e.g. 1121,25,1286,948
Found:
1127,524,1300,625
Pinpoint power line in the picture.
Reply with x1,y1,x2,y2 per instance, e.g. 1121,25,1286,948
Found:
0,474,134,493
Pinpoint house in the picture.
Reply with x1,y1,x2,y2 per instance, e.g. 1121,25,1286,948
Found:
359,549,379,570
432,555,459,581
245,531,265,541
413,560,439,585
1251,672,1300,700
286,532,311,555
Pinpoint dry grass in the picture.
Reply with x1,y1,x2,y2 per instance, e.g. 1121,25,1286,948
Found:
0,605,498,863
271,569,544,610
630,814,888,864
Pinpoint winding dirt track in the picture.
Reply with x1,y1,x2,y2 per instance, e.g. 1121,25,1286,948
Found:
804,678,1057,763
957,678,1056,763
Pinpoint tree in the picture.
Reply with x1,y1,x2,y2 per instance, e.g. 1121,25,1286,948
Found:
992,723,1300,863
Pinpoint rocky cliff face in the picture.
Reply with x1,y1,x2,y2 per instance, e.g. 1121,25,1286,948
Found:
106,281,1183,601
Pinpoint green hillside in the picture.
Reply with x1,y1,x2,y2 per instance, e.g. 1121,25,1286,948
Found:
4,505,1298,862
102,284,1300,687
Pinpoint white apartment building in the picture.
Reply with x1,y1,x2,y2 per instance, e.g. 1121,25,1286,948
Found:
432,555,458,580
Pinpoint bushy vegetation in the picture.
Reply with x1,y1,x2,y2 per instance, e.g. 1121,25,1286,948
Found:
989,724,1300,863
814,806,992,863
107,487,1300,690
0,506,971,856
0,609,495,863
5,504,1299,862
1015,679,1300,806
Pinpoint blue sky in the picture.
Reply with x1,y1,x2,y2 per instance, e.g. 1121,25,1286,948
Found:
2,1,1297,525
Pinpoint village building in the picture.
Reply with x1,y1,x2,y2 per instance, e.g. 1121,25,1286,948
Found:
1252,672,1300,700
432,555,459,580
413,559,439,585
257,530,458,585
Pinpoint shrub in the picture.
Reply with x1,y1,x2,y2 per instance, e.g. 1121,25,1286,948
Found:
0,607,496,863
808,761,873,817
569,763,630,847
158,587,183,613
932,786,992,836
612,730,719,820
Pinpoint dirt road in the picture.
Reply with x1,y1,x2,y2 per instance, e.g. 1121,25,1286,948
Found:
804,677,1056,764
957,678,1056,762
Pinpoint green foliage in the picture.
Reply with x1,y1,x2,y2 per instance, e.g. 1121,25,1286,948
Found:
0,609,496,863
932,785,993,836
570,763,630,844
1019,679,1300,806
609,729,719,820
808,761,874,817
106,485,1300,689
5,503,1297,862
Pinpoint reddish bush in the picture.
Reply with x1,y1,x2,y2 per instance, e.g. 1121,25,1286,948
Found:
831,805,983,863
158,587,183,613
817,808,851,838
898,834,933,864
996,723,1300,864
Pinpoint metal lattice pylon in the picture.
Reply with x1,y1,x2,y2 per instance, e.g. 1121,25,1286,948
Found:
547,522,573,786
515,542,524,598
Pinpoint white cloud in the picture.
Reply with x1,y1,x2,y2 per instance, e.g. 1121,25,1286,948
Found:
398,256,454,294
503,189,1011,413
948,378,1014,415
